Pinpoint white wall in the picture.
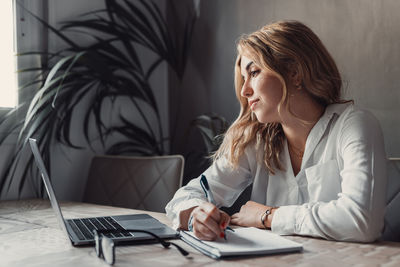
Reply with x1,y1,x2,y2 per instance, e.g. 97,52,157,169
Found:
177,0,400,160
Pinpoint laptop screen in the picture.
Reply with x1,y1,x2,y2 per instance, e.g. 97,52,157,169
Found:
29,138,71,240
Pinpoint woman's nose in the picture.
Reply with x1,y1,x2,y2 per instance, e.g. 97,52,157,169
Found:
241,81,253,98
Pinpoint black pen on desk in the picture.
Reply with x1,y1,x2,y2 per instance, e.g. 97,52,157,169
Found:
199,174,234,240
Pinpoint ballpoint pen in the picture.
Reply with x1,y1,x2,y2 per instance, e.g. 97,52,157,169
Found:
200,174,234,240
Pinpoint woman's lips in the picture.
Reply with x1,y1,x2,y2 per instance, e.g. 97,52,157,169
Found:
249,99,259,110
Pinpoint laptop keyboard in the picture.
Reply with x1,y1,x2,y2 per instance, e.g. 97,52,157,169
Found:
67,217,132,241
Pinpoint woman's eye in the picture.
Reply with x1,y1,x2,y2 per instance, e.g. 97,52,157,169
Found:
250,70,260,77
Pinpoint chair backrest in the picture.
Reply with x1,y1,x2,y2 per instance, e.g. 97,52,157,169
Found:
83,155,184,213
382,158,400,241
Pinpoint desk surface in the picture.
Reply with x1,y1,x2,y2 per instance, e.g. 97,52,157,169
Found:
0,199,399,267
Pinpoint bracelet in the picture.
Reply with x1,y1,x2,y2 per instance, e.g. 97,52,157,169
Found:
188,215,194,232
260,208,272,230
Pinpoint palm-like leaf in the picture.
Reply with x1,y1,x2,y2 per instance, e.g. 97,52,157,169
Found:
181,113,228,185
0,0,198,197
190,114,228,153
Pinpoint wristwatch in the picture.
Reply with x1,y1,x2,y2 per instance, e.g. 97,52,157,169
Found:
261,208,272,229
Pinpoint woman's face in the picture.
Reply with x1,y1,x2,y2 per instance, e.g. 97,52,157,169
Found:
240,55,284,123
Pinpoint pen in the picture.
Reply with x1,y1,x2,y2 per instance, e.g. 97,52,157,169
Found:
200,174,234,240
200,174,216,204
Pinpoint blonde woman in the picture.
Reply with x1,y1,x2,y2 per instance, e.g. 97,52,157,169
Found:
166,21,387,242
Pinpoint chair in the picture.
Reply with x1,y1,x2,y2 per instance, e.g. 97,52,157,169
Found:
83,155,184,213
382,158,400,241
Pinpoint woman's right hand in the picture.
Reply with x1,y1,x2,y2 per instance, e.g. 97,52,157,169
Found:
189,202,230,241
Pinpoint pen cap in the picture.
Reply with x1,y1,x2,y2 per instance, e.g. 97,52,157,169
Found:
200,174,216,205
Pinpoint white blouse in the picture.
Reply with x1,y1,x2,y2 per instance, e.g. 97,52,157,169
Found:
165,103,387,242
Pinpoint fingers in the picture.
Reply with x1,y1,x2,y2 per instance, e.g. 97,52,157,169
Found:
191,203,226,240
192,220,219,241
220,211,231,229
201,202,221,222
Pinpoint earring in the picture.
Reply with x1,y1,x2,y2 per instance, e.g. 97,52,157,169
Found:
251,112,255,121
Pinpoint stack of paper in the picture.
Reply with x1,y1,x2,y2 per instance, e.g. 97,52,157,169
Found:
180,227,303,259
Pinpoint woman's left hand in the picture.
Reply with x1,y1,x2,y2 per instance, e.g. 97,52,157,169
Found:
230,201,275,228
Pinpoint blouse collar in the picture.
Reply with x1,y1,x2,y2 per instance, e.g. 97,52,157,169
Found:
301,102,351,168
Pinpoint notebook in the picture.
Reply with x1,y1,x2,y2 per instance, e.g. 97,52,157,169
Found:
29,138,178,246
180,227,303,259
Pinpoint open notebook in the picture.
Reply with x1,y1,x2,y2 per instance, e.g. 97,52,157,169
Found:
180,227,303,259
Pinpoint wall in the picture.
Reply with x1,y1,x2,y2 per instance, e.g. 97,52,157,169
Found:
176,0,400,166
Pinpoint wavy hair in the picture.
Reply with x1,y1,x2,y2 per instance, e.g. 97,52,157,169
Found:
213,20,347,174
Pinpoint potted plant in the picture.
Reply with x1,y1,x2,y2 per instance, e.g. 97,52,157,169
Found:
0,0,200,197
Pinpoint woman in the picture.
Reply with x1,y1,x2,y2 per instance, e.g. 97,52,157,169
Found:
166,20,387,242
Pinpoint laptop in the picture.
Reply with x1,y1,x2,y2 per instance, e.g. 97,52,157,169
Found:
28,138,178,246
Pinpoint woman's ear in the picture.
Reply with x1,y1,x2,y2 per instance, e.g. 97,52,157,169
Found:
289,65,302,90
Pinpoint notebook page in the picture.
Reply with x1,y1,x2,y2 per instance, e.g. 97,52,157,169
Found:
184,227,302,256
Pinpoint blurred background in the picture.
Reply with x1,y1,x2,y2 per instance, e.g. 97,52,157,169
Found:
0,0,399,202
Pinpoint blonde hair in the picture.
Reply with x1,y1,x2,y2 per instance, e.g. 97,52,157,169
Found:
214,20,347,174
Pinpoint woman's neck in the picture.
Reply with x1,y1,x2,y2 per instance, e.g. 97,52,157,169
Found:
281,97,325,151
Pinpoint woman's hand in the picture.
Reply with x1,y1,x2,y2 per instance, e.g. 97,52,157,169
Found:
190,202,230,241
231,201,277,228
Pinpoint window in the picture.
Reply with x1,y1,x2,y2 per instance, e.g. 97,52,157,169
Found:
0,0,17,108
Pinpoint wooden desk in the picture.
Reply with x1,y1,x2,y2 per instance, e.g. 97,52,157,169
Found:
1,199,399,266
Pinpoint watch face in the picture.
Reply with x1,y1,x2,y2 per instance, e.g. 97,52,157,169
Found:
261,209,271,229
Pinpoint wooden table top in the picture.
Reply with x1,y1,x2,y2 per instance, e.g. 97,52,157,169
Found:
0,199,399,267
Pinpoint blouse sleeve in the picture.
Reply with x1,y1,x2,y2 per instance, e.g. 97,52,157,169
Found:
271,108,387,242
165,148,254,230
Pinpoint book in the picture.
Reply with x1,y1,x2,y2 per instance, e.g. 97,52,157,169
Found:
180,227,303,259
